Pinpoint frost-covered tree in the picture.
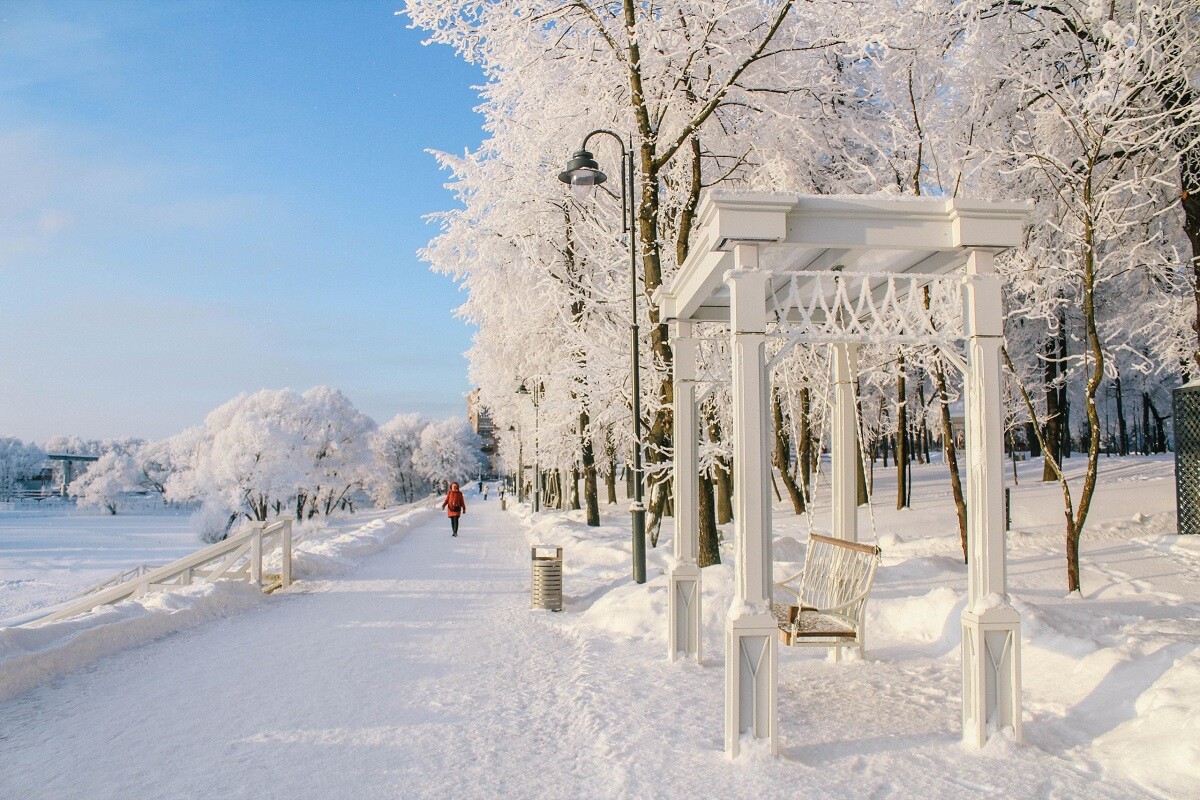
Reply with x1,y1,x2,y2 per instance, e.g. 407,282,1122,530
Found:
165,387,378,522
407,0,841,530
41,435,143,490
966,0,1200,591
70,451,141,515
295,386,377,517
370,412,431,505
0,437,46,500
408,0,1198,590
412,418,484,489
132,438,178,496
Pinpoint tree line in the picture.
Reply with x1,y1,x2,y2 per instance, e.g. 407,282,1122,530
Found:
0,388,484,540
407,0,1198,592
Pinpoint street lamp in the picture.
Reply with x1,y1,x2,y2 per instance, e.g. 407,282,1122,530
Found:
508,425,522,503
559,129,646,585
517,380,543,513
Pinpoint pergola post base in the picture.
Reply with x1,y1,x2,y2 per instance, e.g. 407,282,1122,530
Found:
724,612,778,758
961,605,1022,748
668,563,702,662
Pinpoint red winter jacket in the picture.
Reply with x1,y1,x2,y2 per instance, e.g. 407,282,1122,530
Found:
442,485,466,518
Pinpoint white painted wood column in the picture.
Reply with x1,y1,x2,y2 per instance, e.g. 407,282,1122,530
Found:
830,342,860,542
960,249,1023,747
669,318,702,663
723,249,777,758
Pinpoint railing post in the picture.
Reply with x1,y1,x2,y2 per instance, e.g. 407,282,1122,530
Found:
251,523,264,588
280,519,293,589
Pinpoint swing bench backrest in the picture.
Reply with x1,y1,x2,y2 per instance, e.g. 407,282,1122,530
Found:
774,533,881,649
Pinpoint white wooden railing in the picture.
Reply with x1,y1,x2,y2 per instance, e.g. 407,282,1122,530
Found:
23,519,294,627
70,563,160,600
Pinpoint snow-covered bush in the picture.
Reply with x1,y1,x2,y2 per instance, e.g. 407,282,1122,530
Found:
190,500,239,543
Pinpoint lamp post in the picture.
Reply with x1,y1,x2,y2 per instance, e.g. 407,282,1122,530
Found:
517,381,542,513
508,425,523,503
559,130,646,585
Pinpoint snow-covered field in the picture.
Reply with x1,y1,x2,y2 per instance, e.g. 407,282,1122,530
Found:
1,456,1197,799
0,506,201,622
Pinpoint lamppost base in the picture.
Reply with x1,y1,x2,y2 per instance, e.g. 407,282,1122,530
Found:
631,501,647,584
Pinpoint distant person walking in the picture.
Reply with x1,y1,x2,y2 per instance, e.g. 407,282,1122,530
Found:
442,482,467,537
482,484,489,501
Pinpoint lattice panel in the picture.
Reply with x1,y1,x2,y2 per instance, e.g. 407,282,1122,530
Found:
769,271,964,347
1173,386,1200,535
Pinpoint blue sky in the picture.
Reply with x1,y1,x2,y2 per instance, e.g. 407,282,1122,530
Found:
0,1,485,442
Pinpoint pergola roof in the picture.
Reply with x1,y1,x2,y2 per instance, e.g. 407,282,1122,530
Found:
656,192,1032,323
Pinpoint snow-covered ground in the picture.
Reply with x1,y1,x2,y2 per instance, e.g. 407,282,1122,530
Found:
1,457,1197,799
0,506,200,621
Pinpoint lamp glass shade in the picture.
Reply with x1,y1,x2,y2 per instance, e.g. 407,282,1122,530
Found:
558,149,608,186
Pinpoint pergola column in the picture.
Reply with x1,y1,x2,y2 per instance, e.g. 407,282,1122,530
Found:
960,249,1023,747
830,342,860,542
669,319,702,663
723,248,777,758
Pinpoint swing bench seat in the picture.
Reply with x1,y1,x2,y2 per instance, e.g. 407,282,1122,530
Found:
773,533,881,658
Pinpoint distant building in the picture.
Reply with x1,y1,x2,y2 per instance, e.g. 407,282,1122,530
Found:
467,388,497,475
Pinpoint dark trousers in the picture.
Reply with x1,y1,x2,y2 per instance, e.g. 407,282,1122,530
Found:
450,516,460,535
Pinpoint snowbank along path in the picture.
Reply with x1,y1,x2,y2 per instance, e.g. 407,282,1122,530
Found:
0,495,1164,799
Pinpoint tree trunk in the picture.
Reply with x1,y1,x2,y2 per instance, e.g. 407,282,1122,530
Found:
798,386,813,509
935,361,968,563
856,381,869,506
698,473,721,567
1147,395,1168,453
772,387,805,514
648,482,668,548
1059,324,1071,461
1115,374,1129,456
570,466,581,511
581,414,600,525
1042,333,1062,482
896,353,909,509
1177,117,1200,368
706,419,733,524
1067,212,1106,594
915,376,929,465
715,459,733,524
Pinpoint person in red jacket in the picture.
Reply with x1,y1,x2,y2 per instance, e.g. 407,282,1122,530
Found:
441,482,466,536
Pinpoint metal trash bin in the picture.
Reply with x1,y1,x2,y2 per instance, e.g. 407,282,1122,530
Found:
531,545,563,611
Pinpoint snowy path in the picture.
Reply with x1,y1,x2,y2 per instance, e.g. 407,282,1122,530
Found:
0,501,614,798
0,498,1165,799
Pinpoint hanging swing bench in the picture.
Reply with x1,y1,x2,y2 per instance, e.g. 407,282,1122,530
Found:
768,324,882,661
772,534,881,658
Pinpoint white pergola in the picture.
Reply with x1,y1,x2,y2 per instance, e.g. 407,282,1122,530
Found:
653,192,1031,757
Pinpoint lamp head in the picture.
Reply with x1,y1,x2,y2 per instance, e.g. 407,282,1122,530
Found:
558,149,607,186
